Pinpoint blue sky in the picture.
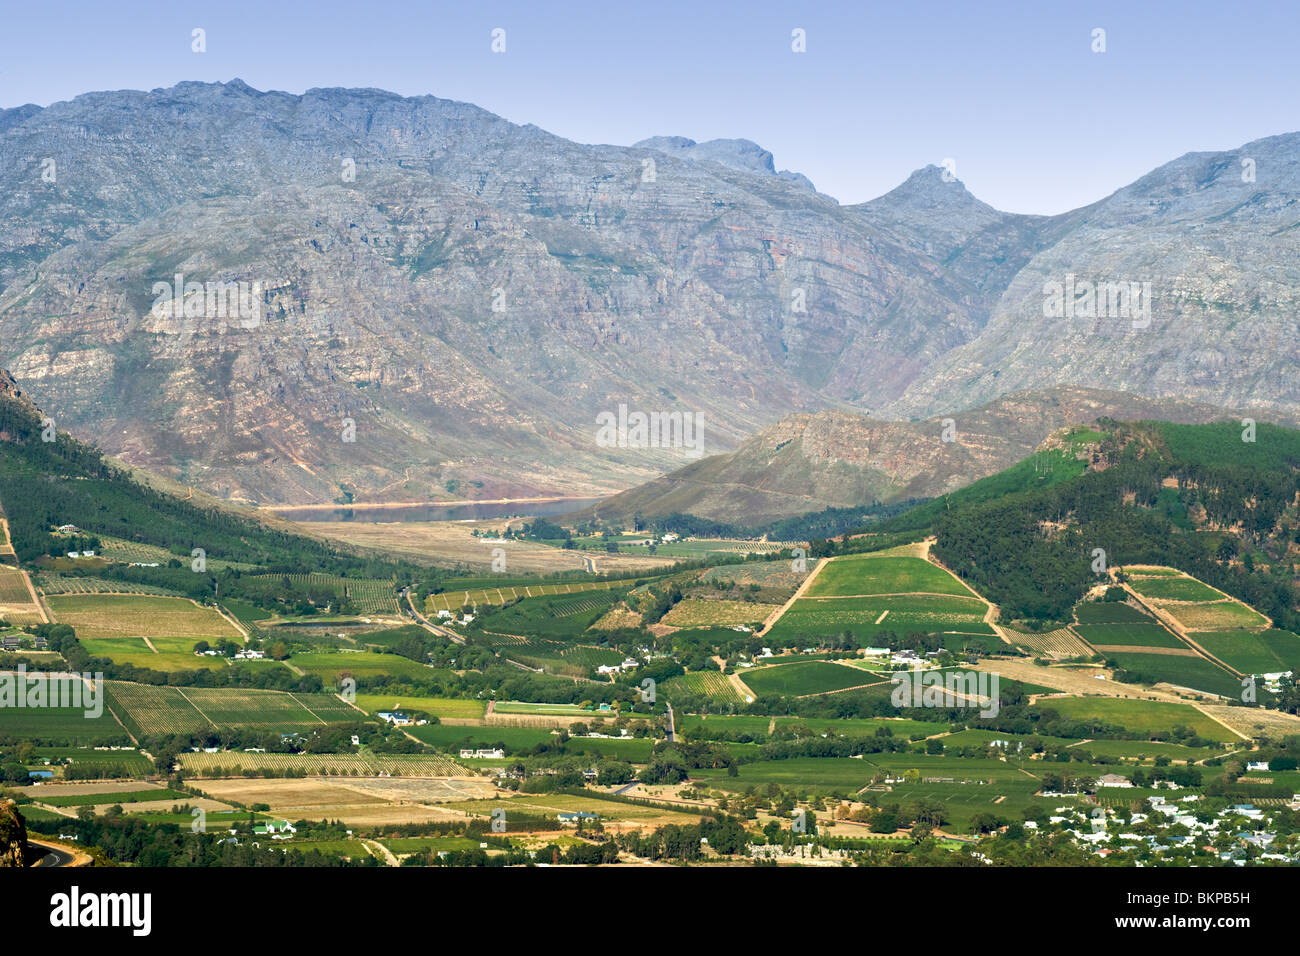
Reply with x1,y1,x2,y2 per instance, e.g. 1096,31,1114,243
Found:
2,0,1296,213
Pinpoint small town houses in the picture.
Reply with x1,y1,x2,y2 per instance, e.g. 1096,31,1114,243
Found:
1033,795,1300,864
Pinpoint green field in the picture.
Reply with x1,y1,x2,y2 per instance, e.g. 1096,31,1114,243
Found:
889,780,1067,831
222,598,274,626
1030,696,1237,742
501,641,623,677
353,694,486,720
694,756,882,793
677,713,953,742
37,787,190,808
105,681,360,737
406,722,559,752
768,593,992,646
742,660,879,697
249,572,399,615
0,565,37,604
1074,602,1152,625
661,598,775,628
472,589,625,641
492,701,595,716
563,736,658,761
0,705,129,746
937,728,1078,750
807,554,975,598
178,751,467,776
35,574,183,597
31,747,153,776
774,716,953,737
1067,739,1217,761
662,670,747,703
1129,576,1226,603
1191,629,1300,675
81,635,237,672
289,650,433,681
1074,623,1186,649
1106,651,1242,698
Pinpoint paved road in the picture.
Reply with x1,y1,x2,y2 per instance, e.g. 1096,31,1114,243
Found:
665,701,676,742
28,840,77,867
402,587,465,645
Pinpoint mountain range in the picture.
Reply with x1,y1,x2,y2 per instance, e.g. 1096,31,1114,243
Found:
1,79,1297,510
582,385,1287,525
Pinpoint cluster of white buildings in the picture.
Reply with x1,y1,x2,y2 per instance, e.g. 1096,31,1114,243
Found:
459,748,505,759
1045,795,1300,863
596,657,641,676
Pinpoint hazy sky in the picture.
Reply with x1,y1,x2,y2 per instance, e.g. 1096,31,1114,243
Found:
2,0,1297,213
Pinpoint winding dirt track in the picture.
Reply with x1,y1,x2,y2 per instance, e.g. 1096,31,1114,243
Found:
758,556,827,635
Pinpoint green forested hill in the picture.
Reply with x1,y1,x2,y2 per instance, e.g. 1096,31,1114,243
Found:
0,392,390,575
910,420,1300,625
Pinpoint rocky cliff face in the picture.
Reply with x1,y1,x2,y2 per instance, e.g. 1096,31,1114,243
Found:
0,802,29,867
0,81,1297,505
882,134,1300,419
0,81,1002,504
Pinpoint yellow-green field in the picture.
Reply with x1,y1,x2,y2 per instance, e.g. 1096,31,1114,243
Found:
445,792,703,825
48,594,243,641
0,565,46,624
353,694,487,720
661,598,775,628
81,636,232,671
424,579,628,613
1127,567,1270,631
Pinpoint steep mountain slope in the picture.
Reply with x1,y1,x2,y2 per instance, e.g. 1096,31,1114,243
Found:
1,80,1298,506
585,386,1282,524
0,81,1002,504
887,133,1300,418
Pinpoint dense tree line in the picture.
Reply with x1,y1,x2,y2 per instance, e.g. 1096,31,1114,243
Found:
23,811,377,867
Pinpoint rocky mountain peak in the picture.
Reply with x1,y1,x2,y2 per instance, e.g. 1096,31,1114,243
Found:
632,134,816,190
